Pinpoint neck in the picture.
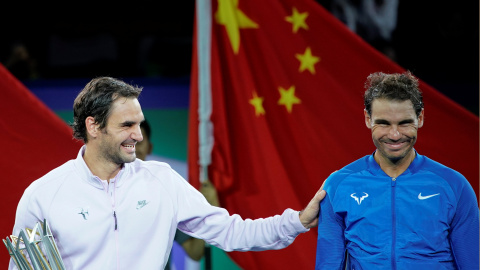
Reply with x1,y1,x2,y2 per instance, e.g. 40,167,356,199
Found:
374,150,415,178
83,145,122,182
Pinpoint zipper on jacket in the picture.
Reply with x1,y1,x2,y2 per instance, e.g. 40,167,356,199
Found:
113,211,118,230
99,179,118,231
97,176,119,269
391,177,397,270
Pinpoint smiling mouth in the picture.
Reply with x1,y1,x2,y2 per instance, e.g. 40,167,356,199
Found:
384,140,408,150
121,144,136,152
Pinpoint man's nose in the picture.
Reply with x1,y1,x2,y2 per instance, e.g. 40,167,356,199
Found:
388,126,401,140
133,126,144,142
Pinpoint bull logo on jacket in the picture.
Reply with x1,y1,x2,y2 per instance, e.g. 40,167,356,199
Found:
350,192,369,205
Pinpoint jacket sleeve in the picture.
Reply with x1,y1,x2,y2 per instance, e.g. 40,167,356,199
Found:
8,184,45,270
449,178,479,269
173,170,308,251
316,192,347,270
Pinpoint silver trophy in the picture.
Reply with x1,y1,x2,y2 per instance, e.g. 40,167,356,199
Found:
3,219,66,270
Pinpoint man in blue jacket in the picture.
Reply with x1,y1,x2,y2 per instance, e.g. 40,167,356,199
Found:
315,71,479,269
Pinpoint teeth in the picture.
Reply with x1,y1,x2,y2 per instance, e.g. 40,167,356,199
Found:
124,145,134,148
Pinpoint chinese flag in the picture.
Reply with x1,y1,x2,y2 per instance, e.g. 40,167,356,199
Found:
0,64,83,266
188,0,479,269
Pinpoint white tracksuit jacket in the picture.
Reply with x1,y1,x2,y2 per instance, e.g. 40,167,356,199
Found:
9,146,307,269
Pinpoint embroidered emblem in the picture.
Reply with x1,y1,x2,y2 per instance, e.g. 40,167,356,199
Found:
418,193,440,200
136,200,149,210
350,192,369,205
78,207,89,220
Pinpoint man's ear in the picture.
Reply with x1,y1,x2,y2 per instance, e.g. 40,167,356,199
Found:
85,116,100,139
364,109,372,129
417,108,425,128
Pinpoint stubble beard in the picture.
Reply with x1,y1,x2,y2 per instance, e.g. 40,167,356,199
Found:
375,136,416,165
99,133,136,165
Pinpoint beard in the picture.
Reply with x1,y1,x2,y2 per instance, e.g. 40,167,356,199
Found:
100,143,136,165
99,131,136,165
386,154,404,164
374,136,416,165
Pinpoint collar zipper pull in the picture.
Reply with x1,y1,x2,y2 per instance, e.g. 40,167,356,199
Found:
391,177,396,187
113,211,118,230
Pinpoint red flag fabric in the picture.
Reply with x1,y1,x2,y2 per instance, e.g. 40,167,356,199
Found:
188,0,479,269
0,64,83,266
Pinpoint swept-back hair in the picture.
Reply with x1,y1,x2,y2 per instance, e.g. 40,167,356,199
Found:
72,77,142,143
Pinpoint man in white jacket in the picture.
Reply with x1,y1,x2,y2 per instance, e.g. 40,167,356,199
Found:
9,76,326,270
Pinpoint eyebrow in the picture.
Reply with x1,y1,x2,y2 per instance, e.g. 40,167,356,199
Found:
373,119,415,125
120,121,137,127
399,119,415,124
373,119,390,125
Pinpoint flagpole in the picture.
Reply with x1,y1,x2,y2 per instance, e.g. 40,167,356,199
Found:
196,0,213,184
196,0,213,269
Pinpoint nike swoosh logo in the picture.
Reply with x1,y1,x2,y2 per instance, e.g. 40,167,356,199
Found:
136,200,149,209
418,193,440,200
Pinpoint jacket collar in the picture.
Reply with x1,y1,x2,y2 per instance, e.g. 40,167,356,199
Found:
73,145,129,188
367,149,424,177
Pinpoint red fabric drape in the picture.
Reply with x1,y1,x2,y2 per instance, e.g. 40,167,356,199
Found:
0,64,83,267
188,0,479,269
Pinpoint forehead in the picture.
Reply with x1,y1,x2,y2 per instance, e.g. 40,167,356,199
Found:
108,97,144,122
370,99,416,120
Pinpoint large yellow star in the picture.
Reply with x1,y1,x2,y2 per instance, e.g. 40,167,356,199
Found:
296,47,320,74
285,7,309,33
249,91,265,116
278,86,301,113
215,0,259,54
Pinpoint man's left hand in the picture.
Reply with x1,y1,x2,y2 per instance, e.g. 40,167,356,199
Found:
299,186,326,229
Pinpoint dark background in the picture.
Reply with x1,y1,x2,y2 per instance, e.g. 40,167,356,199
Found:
1,0,478,114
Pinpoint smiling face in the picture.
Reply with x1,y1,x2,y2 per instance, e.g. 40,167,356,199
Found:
365,98,424,165
96,97,145,165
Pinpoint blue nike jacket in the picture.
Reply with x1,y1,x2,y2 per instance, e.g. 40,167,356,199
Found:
316,152,479,270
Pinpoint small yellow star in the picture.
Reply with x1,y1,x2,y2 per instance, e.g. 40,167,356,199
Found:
296,47,320,74
249,91,265,116
215,0,259,54
278,86,301,113
285,7,309,33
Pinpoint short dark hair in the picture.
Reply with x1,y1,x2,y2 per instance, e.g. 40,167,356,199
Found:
72,77,143,143
364,71,423,116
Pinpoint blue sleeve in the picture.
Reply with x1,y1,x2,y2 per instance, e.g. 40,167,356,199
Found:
315,192,347,270
449,179,479,269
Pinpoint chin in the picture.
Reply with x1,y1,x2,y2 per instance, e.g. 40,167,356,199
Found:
126,157,136,163
387,156,403,164
121,153,137,164
386,150,410,164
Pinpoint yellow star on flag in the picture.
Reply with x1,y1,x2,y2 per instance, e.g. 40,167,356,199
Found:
215,0,259,54
278,86,301,113
249,91,265,116
285,7,309,33
296,47,320,74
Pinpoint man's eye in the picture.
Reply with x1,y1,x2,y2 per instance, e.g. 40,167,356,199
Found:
399,121,414,126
